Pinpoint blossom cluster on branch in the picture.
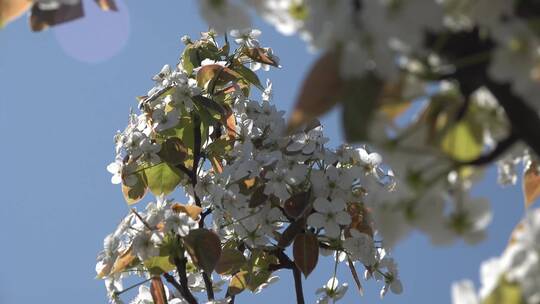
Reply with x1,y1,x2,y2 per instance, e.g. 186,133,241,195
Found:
97,30,402,304
95,1,540,303
194,0,540,250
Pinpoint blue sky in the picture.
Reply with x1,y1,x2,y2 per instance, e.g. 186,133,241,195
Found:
0,1,526,303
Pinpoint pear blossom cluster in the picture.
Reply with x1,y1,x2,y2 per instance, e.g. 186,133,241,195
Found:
452,207,540,304
198,0,539,100
98,29,403,304
190,0,540,251
91,1,540,303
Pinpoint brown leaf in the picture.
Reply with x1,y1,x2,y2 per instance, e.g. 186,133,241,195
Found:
244,47,279,67
0,0,32,27
347,257,364,296
111,247,138,275
29,1,84,32
158,138,188,166
171,203,203,221
346,203,373,238
278,218,306,248
215,248,246,275
288,51,343,132
150,276,168,304
523,161,540,208
122,172,148,205
284,192,310,218
95,0,118,11
293,232,319,278
224,110,237,139
508,221,525,247
210,156,224,174
378,78,412,120
243,177,256,189
183,228,222,274
227,271,248,296
249,186,268,208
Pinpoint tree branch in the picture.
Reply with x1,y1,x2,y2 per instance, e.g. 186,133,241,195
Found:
484,78,540,157
202,272,215,300
163,273,190,302
172,256,198,304
270,249,305,304
460,131,519,166
186,112,215,301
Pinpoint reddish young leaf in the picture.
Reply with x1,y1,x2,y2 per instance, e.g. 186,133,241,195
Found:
95,0,118,11
0,0,32,27
196,64,240,93
150,276,168,304
293,232,319,278
224,110,237,139
288,51,343,132
183,228,222,274
29,1,84,32
283,191,310,218
244,47,280,67
523,161,540,208
278,218,306,248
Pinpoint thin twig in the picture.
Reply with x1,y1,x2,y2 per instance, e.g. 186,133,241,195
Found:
292,263,306,304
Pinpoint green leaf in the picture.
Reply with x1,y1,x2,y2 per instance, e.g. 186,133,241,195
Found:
228,271,248,296
483,278,524,304
183,228,222,274
144,255,175,275
342,74,383,142
250,250,278,270
233,63,264,90
161,115,195,167
182,45,199,75
440,120,483,162
215,248,247,275
293,232,319,277
246,270,271,292
144,163,183,195
192,95,227,117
